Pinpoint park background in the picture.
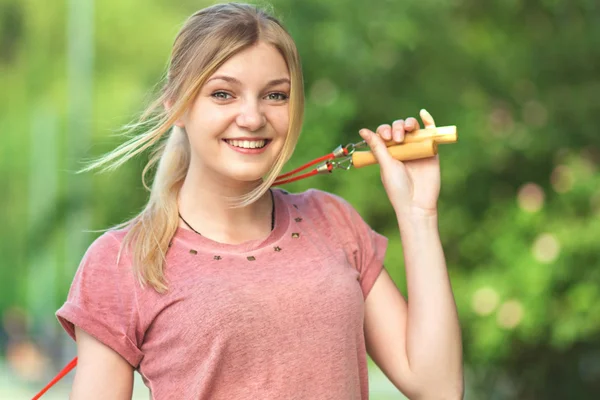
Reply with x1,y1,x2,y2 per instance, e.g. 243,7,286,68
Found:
1,0,599,398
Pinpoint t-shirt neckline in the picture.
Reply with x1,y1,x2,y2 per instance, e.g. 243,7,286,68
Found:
173,188,291,253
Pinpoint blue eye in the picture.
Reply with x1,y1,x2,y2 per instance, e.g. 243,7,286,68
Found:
212,91,233,100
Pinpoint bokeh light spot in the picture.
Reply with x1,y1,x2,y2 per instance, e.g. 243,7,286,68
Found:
497,300,524,329
551,165,574,193
472,286,500,316
489,106,514,137
532,233,561,263
517,183,545,212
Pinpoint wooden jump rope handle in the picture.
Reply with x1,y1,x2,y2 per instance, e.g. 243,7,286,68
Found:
351,125,457,168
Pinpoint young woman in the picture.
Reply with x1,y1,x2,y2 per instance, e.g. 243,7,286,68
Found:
56,3,463,399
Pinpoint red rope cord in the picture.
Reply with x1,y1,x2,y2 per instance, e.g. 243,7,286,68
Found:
273,146,348,185
274,153,335,180
273,168,323,186
32,357,78,399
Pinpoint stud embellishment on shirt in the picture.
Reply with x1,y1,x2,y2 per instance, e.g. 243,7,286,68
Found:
189,249,198,255
274,246,282,252
294,217,303,222
247,256,256,261
213,255,222,260
292,232,300,238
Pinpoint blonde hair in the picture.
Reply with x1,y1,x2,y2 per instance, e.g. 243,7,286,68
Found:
84,3,304,292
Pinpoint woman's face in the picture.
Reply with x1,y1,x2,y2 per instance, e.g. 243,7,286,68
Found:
179,41,291,185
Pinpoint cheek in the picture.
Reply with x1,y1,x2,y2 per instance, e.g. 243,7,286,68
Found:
186,105,235,137
269,108,290,135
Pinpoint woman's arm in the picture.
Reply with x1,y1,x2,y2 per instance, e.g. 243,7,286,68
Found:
70,326,134,400
359,110,463,398
364,213,463,399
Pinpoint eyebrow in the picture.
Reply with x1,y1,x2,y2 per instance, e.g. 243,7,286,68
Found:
206,75,291,88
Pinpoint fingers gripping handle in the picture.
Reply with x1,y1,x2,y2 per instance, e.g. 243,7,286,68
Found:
383,125,457,147
352,139,438,168
350,125,457,168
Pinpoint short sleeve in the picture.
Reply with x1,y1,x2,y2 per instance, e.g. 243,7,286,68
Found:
313,190,389,299
56,232,143,367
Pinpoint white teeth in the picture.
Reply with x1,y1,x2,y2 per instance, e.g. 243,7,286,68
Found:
225,139,267,149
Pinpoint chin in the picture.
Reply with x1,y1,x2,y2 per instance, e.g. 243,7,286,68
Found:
221,166,272,185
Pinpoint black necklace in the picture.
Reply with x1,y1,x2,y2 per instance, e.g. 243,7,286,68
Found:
178,189,275,235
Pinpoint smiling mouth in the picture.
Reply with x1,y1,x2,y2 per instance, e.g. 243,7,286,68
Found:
222,139,271,149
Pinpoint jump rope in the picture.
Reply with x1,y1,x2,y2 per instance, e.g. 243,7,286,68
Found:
32,125,457,399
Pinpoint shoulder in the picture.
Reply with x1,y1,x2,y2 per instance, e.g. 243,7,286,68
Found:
277,187,359,226
77,228,134,276
278,186,348,206
83,229,124,259
57,228,144,366
63,228,142,308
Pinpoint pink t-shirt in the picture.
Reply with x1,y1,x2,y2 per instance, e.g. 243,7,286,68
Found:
56,188,388,399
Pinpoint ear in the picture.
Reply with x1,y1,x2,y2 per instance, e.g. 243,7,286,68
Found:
163,99,185,128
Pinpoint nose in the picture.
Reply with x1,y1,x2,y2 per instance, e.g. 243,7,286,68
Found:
235,99,266,131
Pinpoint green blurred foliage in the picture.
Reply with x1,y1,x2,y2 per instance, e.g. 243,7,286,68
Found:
1,0,599,398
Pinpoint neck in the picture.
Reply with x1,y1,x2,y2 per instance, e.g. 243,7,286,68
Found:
176,168,274,242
